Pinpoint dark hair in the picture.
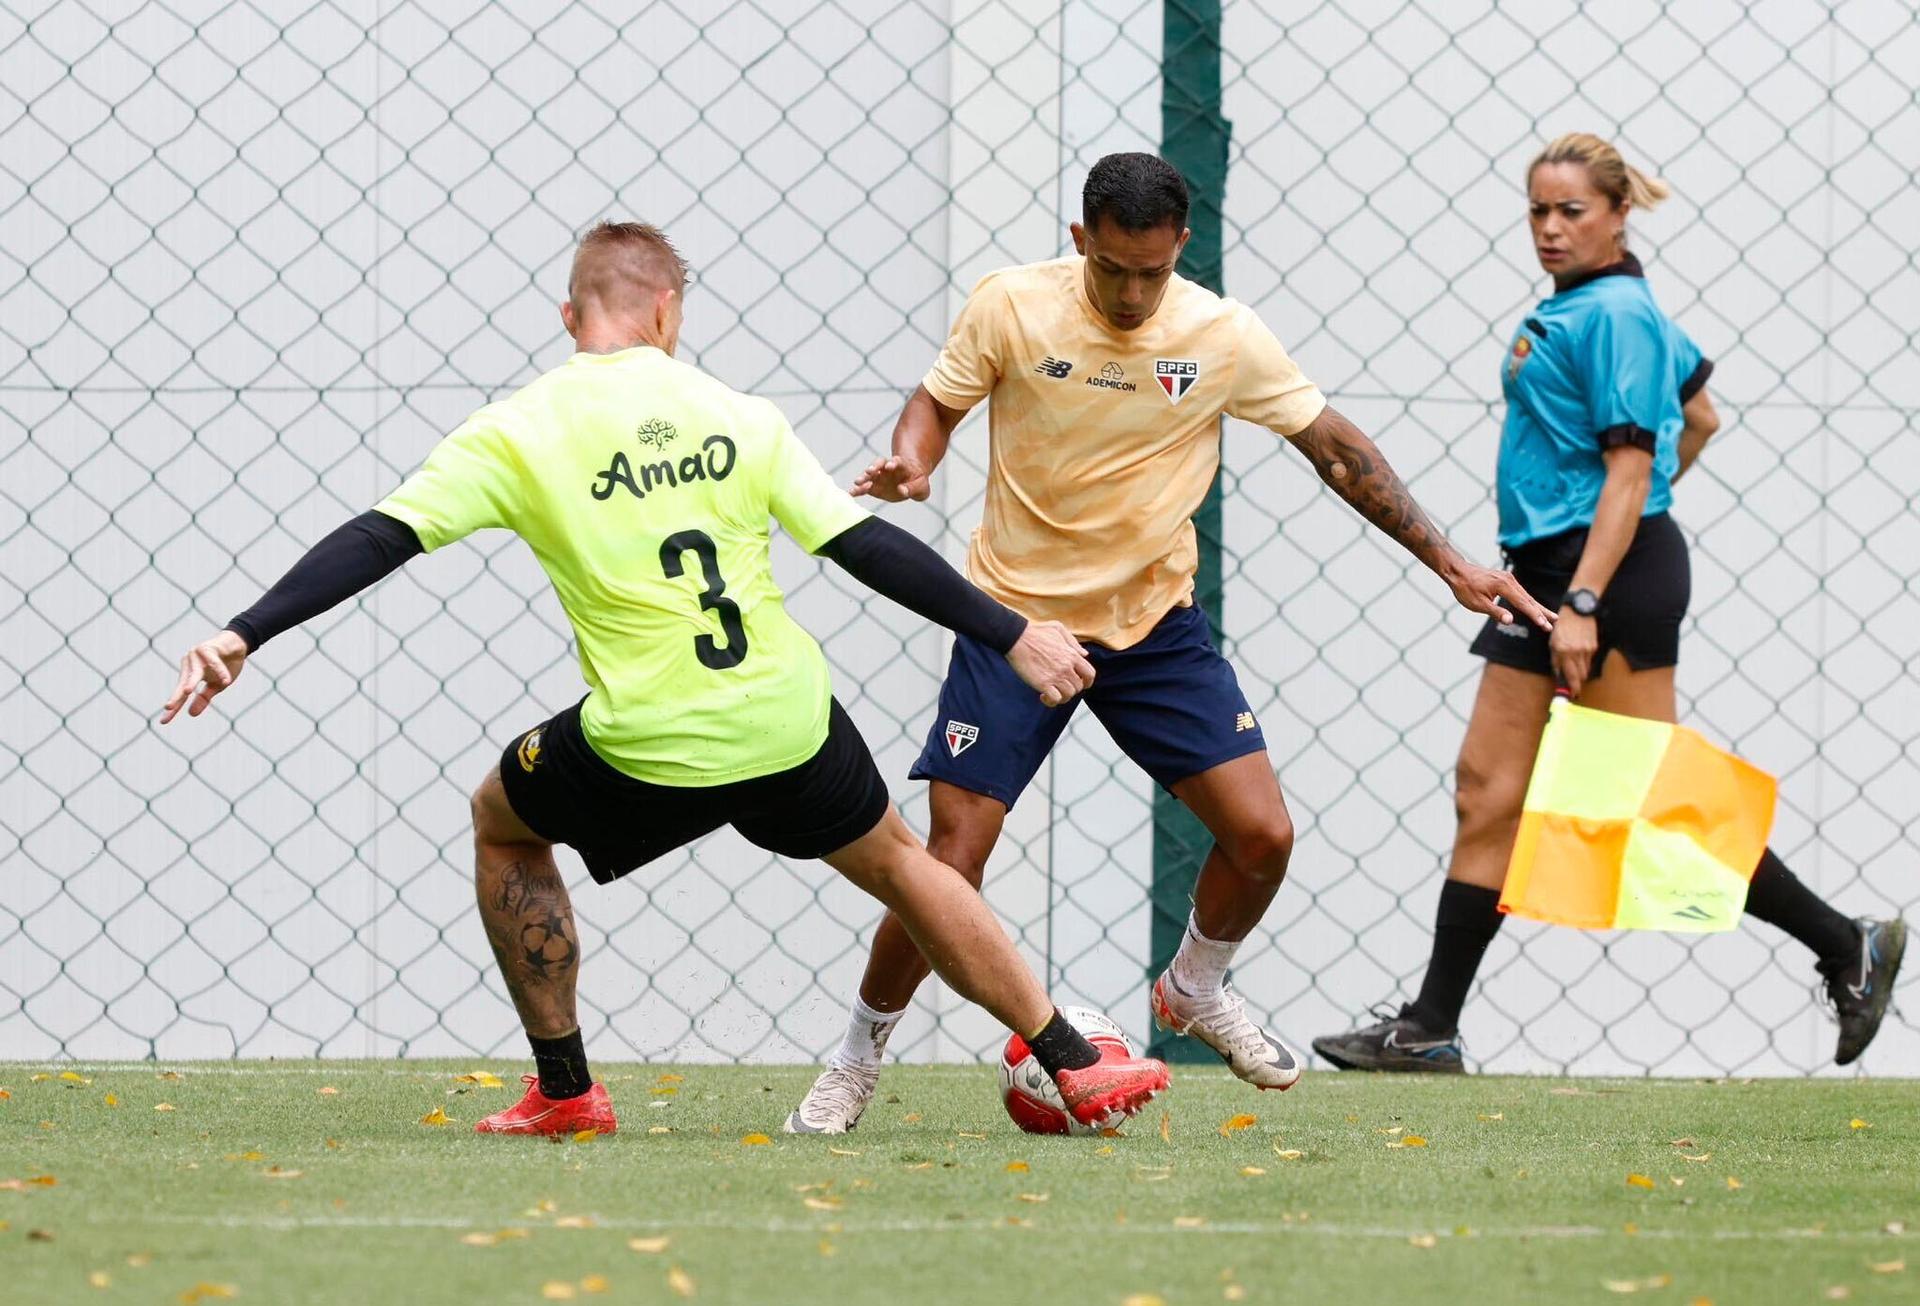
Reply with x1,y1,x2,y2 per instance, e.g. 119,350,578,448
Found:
1082,153,1189,233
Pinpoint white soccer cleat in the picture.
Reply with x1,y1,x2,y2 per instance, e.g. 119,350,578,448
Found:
782,1061,880,1134
1151,972,1302,1091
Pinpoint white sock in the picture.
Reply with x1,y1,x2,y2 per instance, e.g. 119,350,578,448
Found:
1168,913,1240,999
830,995,902,1070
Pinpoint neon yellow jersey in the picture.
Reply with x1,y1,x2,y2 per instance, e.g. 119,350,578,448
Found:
376,346,869,786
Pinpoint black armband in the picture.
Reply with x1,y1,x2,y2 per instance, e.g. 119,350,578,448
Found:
1596,423,1657,454
1679,358,1714,404
226,510,424,651
815,516,1026,653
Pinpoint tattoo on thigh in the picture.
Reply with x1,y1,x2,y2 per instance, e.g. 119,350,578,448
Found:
488,859,577,979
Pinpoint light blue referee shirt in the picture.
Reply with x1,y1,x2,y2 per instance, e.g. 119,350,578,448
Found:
1496,255,1712,549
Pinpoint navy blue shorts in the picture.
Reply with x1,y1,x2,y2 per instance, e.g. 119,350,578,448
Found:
909,602,1268,809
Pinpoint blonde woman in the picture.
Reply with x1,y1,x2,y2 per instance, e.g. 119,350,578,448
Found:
1314,134,1904,1073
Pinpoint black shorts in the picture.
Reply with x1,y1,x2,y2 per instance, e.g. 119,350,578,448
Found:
498,697,891,884
1470,511,1689,680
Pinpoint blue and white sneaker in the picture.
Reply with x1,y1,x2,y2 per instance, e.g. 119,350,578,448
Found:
1312,1006,1465,1074
1822,918,1906,1066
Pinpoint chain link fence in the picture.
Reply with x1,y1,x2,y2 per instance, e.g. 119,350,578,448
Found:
3,0,1915,1076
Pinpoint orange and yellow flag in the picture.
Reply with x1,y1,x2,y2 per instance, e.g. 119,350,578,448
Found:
1499,700,1777,932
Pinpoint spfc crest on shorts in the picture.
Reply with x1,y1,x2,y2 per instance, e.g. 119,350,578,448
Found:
945,720,980,757
1155,358,1199,404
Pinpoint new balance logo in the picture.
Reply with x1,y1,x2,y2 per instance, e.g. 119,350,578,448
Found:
1234,711,1257,733
1034,357,1073,378
945,720,980,757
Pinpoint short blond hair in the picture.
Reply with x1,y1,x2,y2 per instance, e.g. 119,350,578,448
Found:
1529,133,1670,211
569,221,686,308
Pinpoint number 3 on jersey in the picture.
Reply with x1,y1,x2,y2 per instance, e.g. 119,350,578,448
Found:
659,530,748,670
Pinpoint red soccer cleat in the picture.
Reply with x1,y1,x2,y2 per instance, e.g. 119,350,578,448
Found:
1053,1046,1171,1127
474,1075,618,1136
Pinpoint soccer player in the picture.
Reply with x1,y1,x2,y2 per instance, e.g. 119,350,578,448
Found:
161,220,1171,1135
1312,134,1905,1074
784,153,1554,1133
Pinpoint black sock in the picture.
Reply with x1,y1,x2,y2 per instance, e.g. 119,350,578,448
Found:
1026,1010,1101,1077
1744,848,1858,968
529,1029,592,1100
1403,881,1505,1034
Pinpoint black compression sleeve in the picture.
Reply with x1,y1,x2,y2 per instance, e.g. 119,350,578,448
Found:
815,516,1027,654
225,510,424,652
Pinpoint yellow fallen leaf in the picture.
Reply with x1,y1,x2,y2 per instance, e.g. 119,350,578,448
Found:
580,1275,610,1294
542,1283,577,1301
1005,1216,1031,1227
1219,1113,1257,1136
419,1107,450,1127
828,1147,859,1156
1121,1296,1166,1306
1647,1276,1673,1289
740,1133,771,1146
0,1088,10,1100
667,1265,696,1298
1670,1138,1696,1148
1626,1173,1656,1190
154,1103,175,1112
104,1094,118,1108
904,1161,932,1172
1173,1215,1206,1228
1017,1192,1050,1203
157,1071,181,1082
1624,1222,1639,1235
1272,1149,1304,1161
818,1239,837,1257
1726,1176,1743,1191
803,1196,842,1212
1377,1125,1404,1136
1681,1152,1711,1163
1670,1177,1685,1187
656,1072,684,1084
901,1112,922,1124
1344,1113,1360,1123
1159,1111,1172,1144
1005,1161,1030,1173
454,1072,505,1088
1688,1299,1711,1306
27,1228,54,1241
178,1284,236,1302
318,1086,339,1096
573,1129,598,1145
651,1087,678,1097
1409,1234,1438,1249
1240,1166,1266,1177
325,1139,341,1149
554,1215,596,1229
1388,1134,1428,1149
1823,1288,1851,1301
1095,1145,1115,1157
1870,1261,1906,1275
628,1236,672,1254
127,1253,153,1268
224,1151,265,1162
261,1167,302,1180
1478,1112,1503,1121
1850,1119,1872,1130
89,1270,111,1289
60,1071,91,1085
1886,1222,1907,1235
460,1232,499,1247
1224,1286,1247,1303
794,1182,831,1194
30,1174,57,1187
957,1131,987,1140
1603,1281,1639,1295
30,1073,51,1082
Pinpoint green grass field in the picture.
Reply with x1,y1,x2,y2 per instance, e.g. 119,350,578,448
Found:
3,1062,1914,1305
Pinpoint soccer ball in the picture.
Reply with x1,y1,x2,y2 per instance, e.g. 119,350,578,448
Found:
998,1005,1133,1135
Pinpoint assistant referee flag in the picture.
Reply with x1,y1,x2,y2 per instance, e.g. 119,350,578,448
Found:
1499,700,1777,933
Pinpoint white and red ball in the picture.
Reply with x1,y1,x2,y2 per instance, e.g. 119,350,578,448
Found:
998,1005,1133,1135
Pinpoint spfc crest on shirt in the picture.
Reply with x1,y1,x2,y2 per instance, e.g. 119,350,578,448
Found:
945,720,980,757
1155,358,1200,404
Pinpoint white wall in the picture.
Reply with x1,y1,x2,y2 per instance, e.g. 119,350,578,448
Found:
2,0,1913,1075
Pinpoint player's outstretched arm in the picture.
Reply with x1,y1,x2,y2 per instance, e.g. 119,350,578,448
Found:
1286,405,1555,631
159,510,424,724
816,517,1093,706
850,385,969,502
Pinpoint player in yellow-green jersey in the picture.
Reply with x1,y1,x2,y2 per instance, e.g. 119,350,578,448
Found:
161,221,1171,1136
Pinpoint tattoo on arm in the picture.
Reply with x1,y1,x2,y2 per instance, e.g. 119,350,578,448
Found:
489,859,578,978
1286,406,1458,576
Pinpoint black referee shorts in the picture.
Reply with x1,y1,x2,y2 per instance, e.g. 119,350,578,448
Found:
497,697,891,884
1470,512,1690,680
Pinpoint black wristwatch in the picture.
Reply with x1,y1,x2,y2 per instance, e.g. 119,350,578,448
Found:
1564,587,1600,617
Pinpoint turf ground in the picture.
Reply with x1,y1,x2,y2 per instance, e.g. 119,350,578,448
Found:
2,1062,1915,1305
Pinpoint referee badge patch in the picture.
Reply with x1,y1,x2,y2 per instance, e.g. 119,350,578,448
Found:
944,720,980,758
1155,358,1200,404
